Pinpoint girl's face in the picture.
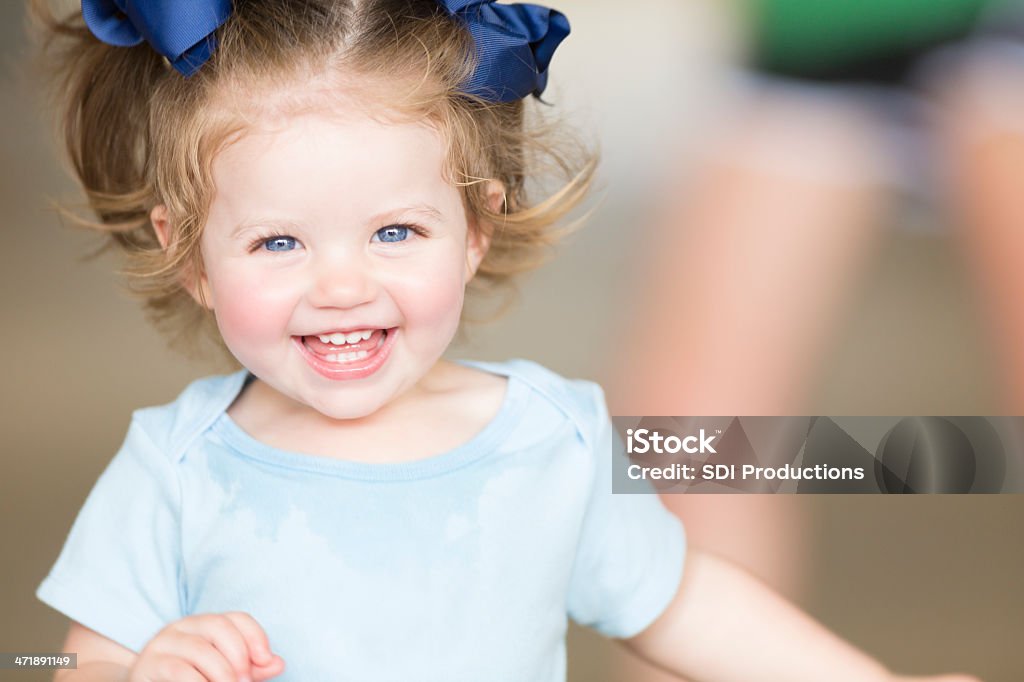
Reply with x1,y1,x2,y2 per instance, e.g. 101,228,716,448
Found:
178,109,489,420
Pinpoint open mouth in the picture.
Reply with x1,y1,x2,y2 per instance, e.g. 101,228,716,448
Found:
302,329,387,363
293,328,396,379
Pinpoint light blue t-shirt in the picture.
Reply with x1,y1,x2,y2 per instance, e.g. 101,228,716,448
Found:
37,360,685,681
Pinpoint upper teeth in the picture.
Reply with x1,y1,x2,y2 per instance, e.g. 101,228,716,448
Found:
319,330,374,345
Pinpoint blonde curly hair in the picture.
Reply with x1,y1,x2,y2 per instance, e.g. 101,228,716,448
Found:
30,0,595,353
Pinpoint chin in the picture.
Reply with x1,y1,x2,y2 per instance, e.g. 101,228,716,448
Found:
315,403,383,422
305,390,394,422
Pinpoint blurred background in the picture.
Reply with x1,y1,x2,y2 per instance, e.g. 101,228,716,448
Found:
3,1,1023,681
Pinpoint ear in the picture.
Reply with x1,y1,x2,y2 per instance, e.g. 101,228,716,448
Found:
150,205,212,309
150,204,173,250
464,180,504,280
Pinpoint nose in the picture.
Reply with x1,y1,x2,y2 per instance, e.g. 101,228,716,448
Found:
306,248,378,310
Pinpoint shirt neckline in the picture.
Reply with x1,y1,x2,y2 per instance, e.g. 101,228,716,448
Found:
209,361,527,481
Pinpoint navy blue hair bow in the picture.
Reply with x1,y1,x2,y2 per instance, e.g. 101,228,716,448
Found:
81,0,231,77
80,0,569,101
442,0,570,102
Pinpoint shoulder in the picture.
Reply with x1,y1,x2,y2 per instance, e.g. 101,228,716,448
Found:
130,370,250,463
68,374,247,514
462,359,610,449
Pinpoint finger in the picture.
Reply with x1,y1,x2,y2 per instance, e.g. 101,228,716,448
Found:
222,612,275,666
175,615,253,680
251,654,286,682
141,653,208,682
173,635,239,682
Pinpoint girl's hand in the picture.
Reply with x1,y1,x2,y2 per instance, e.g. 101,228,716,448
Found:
128,612,285,682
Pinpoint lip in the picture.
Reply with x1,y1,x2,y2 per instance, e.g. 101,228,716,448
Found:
310,327,379,336
293,328,397,381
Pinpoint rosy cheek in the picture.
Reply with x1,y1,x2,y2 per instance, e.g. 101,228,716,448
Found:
207,268,299,348
391,258,467,336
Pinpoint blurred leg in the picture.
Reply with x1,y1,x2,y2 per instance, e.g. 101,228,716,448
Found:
609,89,888,416
605,90,888,682
934,45,1024,412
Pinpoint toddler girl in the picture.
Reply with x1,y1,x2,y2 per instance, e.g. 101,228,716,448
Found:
34,1,979,681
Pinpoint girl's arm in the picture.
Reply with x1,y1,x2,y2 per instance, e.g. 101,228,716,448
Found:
624,548,979,682
54,622,133,682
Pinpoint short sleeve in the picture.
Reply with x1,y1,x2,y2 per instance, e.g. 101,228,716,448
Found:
36,418,184,652
566,388,686,639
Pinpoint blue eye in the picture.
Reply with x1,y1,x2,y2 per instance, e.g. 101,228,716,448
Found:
263,236,298,252
373,225,409,243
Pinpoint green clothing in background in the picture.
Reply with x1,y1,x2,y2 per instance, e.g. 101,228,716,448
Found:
750,0,1010,78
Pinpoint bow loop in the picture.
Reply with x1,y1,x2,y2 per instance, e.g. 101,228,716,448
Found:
441,0,570,102
81,0,231,76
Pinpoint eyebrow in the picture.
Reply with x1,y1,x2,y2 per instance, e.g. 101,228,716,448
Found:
229,219,303,240
229,204,446,239
376,204,445,224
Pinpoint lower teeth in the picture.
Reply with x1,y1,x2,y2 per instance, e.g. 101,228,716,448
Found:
325,350,369,363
